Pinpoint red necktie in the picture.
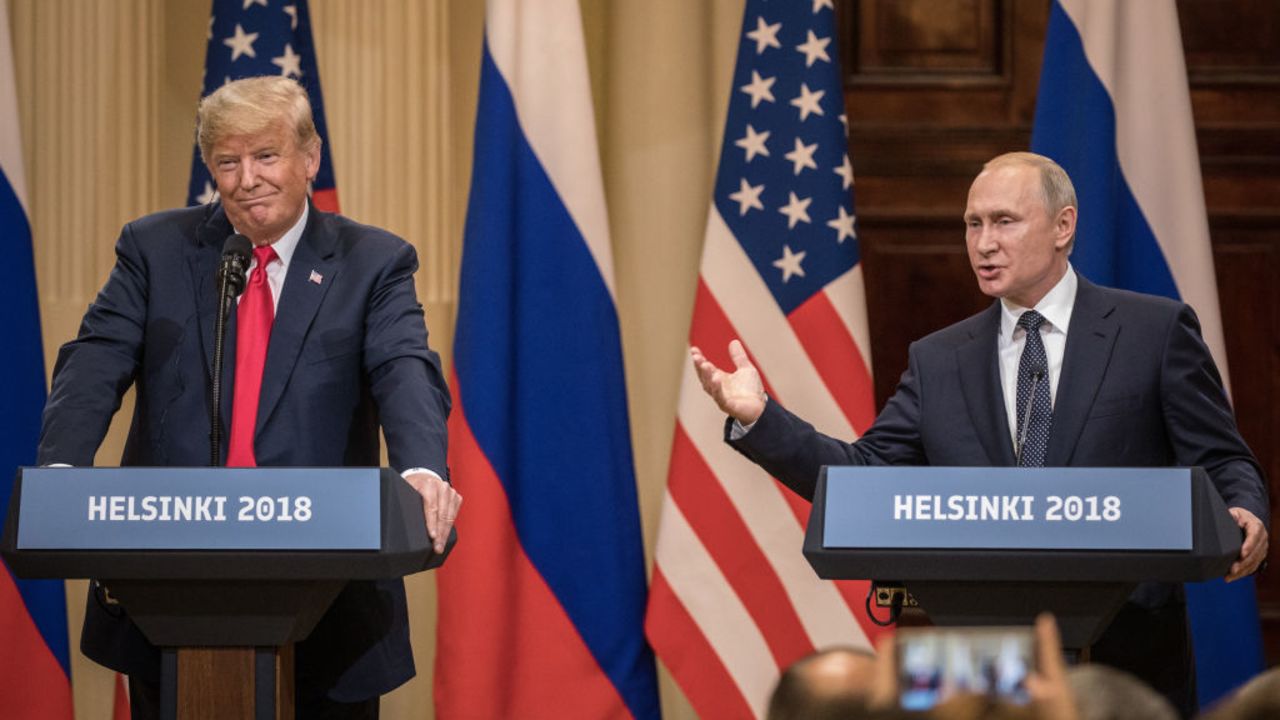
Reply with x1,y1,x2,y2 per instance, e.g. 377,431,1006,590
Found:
227,245,278,467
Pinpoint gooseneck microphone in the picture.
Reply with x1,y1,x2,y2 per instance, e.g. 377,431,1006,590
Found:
1014,368,1045,466
210,234,253,466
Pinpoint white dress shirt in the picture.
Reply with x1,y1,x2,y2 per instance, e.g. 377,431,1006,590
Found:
997,266,1077,448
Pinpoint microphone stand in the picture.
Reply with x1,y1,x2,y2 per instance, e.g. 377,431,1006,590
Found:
210,269,237,467
1014,370,1044,466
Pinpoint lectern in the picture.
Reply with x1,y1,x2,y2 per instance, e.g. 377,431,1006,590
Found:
804,466,1241,650
2,466,452,720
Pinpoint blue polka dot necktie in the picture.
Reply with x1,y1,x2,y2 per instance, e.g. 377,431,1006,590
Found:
1015,310,1052,467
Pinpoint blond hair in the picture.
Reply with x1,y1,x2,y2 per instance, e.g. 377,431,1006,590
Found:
196,76,319,163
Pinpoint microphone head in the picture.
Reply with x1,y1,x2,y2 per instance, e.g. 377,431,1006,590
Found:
221,233,253,262
217,234,253,296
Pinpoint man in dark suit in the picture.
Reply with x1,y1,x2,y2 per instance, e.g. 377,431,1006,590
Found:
37,76,460,719
691,152,1268,717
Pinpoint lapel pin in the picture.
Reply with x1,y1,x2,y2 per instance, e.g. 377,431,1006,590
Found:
309,269,324,285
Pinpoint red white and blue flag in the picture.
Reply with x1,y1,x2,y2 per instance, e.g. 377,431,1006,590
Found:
645,0,889,716
434,1,659,718
188,0,340,213
1032,0,1262,705
0,0,74,715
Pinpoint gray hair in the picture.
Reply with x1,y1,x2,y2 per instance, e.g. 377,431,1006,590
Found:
1067,665,1177,720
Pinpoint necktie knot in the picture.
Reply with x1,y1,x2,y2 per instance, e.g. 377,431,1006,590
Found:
253,245,278,268
1017,309,1045,333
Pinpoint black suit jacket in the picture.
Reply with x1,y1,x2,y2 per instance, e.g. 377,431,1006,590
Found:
38,202,450,701
731,276,1268,605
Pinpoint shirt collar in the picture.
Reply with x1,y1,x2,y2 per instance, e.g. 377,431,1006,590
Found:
1000,264,1077,339
233,201,308,269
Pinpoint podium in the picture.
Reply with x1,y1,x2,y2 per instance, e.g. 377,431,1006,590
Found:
803,466,1241,650
1,466,452,720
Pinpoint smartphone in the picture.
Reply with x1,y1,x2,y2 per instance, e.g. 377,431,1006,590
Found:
896,626,1035,711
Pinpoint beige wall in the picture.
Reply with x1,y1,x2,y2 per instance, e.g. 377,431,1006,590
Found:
8,0,743,717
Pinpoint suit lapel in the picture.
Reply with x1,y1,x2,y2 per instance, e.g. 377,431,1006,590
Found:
957,303,1017,466
189,205,234,391
1046,277,1119,465
255,208,340,436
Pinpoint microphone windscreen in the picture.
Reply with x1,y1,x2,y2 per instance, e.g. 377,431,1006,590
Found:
221,233,252,262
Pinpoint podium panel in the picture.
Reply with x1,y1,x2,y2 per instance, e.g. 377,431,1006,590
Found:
2,466,453,719
804,466,1240,648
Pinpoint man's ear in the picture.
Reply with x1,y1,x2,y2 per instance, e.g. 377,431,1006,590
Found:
305,140,321,182
1054,205,1077,250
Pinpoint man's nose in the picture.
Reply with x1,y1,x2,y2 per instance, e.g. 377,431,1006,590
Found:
237,160,259,190
972,224,997,254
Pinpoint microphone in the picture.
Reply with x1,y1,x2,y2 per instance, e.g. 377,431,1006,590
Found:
210,234,252,466
217,234,253,297
1015,368,1046,466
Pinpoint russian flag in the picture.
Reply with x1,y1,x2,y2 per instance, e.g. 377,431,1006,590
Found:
434,1,660,718
1032,0,1263,705
0,0,74,716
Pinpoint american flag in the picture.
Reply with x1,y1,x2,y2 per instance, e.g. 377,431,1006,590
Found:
187,0,340,213
645,1,890,716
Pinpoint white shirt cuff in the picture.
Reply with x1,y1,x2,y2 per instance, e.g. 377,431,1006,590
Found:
401,467,443,483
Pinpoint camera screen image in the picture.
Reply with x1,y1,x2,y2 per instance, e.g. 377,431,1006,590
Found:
897,627,1034,711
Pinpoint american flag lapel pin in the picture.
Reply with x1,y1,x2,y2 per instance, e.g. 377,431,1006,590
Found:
309,269,323,285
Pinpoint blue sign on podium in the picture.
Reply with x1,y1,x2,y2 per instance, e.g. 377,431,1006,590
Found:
16,467,381,550
822,466,1192,551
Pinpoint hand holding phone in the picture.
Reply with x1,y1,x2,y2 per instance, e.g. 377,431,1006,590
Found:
895,626,1036,711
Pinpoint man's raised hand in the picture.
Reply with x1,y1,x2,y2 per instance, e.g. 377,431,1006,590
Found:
690,339,767,425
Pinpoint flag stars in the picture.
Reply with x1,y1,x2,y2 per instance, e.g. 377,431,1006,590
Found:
834,154,854,189
813,0,835,12
745,16,782,54
796,30,832,67
778,191,812,228
224,23,259,61
827,206,857,243
272,43,303,78
196,181,218,205
284,5,299,30
784,137,819,175
729,178,766,216
243,0,268,9
773,245,807,283
740,70,776,108
735,124,771,162
790,83,825,121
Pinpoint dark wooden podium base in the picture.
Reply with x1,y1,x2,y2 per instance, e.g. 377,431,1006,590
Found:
161,645,294,720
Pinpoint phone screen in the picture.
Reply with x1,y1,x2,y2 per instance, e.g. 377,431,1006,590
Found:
896,626,1034,711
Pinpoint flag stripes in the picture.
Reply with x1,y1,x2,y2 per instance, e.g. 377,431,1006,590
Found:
0,0,74,714
435,0,659,716
667,425,816,666
436,392,631,717
646,570,758,719
790,290,877,435
701,212,857,440
647,2,889,714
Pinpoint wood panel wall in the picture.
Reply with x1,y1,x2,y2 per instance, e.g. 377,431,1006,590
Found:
836,0,1280,660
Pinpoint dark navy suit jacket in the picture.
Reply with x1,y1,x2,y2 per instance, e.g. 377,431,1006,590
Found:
731,276,1268,606
37,202,450,701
